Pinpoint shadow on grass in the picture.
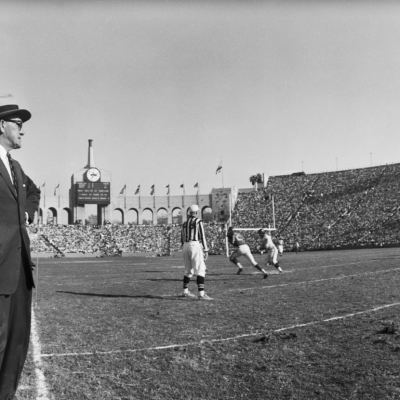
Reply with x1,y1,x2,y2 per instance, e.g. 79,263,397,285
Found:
56,290,184,300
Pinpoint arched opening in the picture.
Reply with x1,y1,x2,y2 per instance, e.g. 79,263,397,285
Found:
47,207,58,225
127,208,138,224
112,208,124,224
202,206,213,223
172,208,182,224
142,208,153,225
157,208,168,225
61,208,72,225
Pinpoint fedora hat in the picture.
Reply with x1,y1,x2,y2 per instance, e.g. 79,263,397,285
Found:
0,104,31,122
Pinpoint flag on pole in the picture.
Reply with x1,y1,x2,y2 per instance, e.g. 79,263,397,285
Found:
119,184,126,195
216,162,222,174
180,183,185,194
42,182,45,187
150,184,155,195
166,184,170,195
194,183,198,188
135,185,140,195
54,183,59,195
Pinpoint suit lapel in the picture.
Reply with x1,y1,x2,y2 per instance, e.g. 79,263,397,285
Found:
0,157,18,201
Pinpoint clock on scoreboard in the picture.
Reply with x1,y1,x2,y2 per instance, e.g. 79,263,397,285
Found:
85,168,101,182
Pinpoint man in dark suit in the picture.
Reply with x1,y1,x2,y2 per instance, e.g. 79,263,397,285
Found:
0,104,40,399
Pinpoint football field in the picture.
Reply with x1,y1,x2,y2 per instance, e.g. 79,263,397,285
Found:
18,248,400,400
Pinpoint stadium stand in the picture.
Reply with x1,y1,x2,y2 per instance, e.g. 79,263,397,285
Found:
28,163,400,256
232,163,400,251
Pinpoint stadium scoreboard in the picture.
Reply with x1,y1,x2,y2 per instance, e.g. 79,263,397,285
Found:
76,182,110,204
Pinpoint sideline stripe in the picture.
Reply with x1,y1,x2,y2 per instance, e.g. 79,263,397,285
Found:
226,266,400,293
31,307,50,399
40,301,400,359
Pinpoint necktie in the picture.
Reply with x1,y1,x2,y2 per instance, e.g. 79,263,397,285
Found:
7,152,18,196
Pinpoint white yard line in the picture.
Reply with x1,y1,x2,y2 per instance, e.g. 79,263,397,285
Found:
40,301,400,359
31,307,51,399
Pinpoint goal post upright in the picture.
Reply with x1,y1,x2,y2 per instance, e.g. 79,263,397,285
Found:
225,222,229,257
272,195,276,229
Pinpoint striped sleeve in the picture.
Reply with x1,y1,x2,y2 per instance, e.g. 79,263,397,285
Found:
198,219,208,251
181,220,187,245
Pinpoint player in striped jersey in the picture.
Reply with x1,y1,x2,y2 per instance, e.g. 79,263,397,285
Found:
227,227,268,279
181,204,212,300
258,229,283,273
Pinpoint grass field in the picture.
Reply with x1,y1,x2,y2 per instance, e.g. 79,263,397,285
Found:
17,248,400,400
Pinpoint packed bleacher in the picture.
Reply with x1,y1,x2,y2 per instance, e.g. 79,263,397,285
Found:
28,163,400,256
231,163,400,251
28,222,228,256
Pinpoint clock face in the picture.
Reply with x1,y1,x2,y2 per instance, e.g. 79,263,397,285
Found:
87,168,100,182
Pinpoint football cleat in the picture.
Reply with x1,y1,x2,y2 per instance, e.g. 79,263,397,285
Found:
236,268,243,275
182,292,196,298
263,273,268,279
198,293,213,301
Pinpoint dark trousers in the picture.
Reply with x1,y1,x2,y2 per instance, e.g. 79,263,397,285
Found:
0,259,32,400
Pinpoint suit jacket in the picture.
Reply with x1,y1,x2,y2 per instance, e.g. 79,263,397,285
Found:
0,156,40,295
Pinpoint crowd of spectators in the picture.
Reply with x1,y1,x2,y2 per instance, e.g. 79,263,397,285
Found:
231,163,400,251
28,221,228,256
28,163,400,256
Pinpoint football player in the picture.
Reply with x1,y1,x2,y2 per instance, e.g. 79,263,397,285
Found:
277,238,284,256
227,227,268,279
258,229,283,273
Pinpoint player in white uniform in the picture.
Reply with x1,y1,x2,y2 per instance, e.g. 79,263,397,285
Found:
258,229,283,273
181,204,212,300
227,227,268,279
278,238,284,256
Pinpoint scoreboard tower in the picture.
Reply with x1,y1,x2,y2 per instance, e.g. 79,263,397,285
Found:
70,140,112,224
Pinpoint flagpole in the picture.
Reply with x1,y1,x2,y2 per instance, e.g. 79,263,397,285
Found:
153,183,155,208
124,184,126,209
221,157,224,188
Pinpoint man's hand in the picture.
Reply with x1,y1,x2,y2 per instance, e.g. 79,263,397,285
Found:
204,250,209,261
